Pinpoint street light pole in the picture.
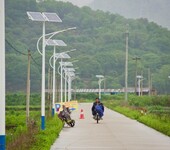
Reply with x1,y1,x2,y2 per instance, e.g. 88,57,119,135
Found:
96,75,104,100
64,70,67,102
0,0,5,149
41,21,46,130
99,80,101,99
60,58,63,103
52,47,56,116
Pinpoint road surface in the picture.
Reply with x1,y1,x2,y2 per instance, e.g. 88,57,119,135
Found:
50,103,170,150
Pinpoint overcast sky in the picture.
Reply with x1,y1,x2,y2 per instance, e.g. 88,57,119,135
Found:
57,0,93,7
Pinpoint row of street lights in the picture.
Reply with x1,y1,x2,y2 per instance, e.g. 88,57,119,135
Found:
49,50,77,116
27,11,77,130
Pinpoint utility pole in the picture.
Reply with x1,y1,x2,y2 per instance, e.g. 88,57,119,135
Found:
104,78,106,95
125,24,129,101
26,50,31,126
141,70,143,96
148,68,151,96
132,56,140,94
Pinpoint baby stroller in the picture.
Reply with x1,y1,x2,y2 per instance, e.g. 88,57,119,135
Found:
58,105,75,127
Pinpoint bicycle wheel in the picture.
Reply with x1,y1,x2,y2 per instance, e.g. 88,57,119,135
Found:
70,120,75,127
96,114,99,124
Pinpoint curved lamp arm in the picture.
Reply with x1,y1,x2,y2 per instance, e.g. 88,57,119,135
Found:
49,55,54,69
37,27,76,55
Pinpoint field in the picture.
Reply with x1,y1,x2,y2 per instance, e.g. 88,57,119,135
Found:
6,93,63,150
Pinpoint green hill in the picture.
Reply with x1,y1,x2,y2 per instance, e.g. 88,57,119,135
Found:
5,0,170,94
90,0,170,30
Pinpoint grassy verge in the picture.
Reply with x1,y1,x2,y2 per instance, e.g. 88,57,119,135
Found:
104,100,170,136
30,116,63,150
6,112,63,150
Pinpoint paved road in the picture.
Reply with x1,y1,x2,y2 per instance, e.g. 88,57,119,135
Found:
51,103,170,150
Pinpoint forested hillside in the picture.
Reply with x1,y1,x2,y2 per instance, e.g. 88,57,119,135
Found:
90,0,170,30
5,0,170,94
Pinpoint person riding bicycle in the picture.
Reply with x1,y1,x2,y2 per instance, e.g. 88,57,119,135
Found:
91,98,104,119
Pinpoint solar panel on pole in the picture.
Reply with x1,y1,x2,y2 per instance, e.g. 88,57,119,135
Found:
53,40,67,46
27,12,62,23
60,62,73,66
42,12,62,22
46,39,67,47
64,68,75,72
96,75,104,78
68,72,75,77
27,12,46,21
45,39,56,46
55,53,71,59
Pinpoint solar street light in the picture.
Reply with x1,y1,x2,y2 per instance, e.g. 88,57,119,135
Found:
61,61,78,102
56,53,71,103
96,75,105,100
48,39,66,117
57,50,77,102
67,71,76,101
62,64,74,102
27,11,62,130
136,75,143,96
37,27,76,55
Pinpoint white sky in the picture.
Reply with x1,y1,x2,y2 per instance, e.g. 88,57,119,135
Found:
57,0,94,7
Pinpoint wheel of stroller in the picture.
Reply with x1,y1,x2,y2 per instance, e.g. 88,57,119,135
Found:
70,120,75,127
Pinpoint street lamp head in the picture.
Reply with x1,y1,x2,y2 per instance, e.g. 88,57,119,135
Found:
45,39,67,47
71,59,79,63
96,75,104,78
132,56,141,60
136,75,143,79
62,49,77,54
60,62,73,67
68,27,76,30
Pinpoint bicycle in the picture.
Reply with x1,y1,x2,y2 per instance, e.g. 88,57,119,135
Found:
93,112,101,124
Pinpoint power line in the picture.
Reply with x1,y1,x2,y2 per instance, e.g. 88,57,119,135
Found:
30,55,41,70
5,39,27,55
6,39,41,70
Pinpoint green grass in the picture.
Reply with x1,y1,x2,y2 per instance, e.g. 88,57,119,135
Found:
6,109,63,150
30,116,63,150
104,100,170,137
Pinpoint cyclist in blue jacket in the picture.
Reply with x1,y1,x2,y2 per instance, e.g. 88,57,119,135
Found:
91,98,104,119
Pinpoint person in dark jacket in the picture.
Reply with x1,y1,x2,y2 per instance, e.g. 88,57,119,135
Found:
91,98,104,118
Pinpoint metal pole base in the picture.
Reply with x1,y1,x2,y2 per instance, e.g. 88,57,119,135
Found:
41,116,45,130
52,108,55,117
0,135,5,150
